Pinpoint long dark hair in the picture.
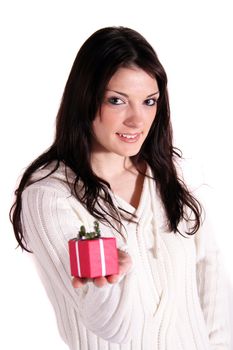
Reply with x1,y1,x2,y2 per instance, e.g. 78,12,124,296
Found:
10,26,202,252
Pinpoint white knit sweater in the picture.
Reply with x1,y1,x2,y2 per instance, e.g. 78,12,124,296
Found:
21,162,230,350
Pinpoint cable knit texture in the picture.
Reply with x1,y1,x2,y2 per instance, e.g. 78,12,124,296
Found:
20,162,230,350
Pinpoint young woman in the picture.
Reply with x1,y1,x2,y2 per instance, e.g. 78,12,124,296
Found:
10,26,230,349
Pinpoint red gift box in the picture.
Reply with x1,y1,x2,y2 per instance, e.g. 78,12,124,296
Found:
68,237,119,278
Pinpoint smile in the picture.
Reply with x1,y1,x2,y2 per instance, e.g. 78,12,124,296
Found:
116,132,141,143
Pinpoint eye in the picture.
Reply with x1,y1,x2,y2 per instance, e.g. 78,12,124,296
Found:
144,98,157,106
108,97,125,105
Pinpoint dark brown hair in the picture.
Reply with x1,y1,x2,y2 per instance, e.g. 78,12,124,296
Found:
10,26,202,252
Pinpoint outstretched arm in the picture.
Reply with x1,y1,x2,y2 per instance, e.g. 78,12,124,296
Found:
21,184,136,343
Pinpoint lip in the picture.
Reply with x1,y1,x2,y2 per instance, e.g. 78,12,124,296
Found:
116,132,142,143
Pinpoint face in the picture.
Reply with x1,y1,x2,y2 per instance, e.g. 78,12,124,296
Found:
92,66,159,158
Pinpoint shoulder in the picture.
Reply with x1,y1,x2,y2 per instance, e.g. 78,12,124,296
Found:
24,161,77,195
21,161,86,220
21,162,96,235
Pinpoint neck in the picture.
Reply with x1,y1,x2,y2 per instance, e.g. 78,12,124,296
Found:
90,152,134,180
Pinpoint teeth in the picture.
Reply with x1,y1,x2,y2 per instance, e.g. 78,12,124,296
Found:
119,133,138,139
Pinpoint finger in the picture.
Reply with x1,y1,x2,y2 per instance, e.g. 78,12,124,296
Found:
93,276,108,288
72,277,88,288
106,274,120,284
117,250,132,275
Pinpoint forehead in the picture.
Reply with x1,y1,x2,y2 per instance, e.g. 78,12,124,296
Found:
107,66,158,92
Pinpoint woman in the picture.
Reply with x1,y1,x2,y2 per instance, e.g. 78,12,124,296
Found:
10,26,230,349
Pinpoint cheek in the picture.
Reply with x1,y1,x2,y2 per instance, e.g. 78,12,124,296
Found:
92,116,104,139
92,117,100,130
92,116,113,141
147,111,157,127
94,110,120,131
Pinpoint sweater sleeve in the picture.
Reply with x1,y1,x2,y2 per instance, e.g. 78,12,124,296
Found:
195,189,231,349
21,184,135,344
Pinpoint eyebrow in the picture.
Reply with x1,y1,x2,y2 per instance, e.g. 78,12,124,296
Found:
106,89,160,98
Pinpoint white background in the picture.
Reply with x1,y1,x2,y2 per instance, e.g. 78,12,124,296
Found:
0,0,232,349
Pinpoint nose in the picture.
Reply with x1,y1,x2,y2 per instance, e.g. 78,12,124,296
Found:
123,104,144,129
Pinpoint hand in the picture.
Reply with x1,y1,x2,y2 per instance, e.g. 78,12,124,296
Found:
72,249,132,288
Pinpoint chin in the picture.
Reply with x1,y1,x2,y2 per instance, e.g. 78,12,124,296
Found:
116,148,141,157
